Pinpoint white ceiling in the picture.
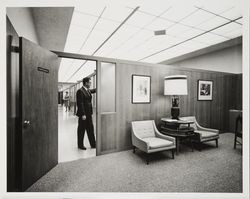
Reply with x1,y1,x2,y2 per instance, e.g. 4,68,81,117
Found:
58,0,243,83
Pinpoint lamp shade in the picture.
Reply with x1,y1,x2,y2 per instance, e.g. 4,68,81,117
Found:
164,75,188,95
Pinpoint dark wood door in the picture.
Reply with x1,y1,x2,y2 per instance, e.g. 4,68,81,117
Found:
20,37,59,191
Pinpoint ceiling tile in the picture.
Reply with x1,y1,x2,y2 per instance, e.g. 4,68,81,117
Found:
192,33,227,45
236,18,243,24
146,18,174,31
166,23,192,37
142,40,209,63
195,4,235,15
64,25,91,52
71,60,96,82
211,23,242,36
102,5,133,22
181,9,214,27
223,28,242,38
137,4,172,16
161,6,198,22
197,16,228,31
72,11,98,29
220,6,243,20
125,11,155,28
177,28,205,40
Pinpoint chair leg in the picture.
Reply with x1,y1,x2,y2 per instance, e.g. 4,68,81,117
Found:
215,139,218,148
171,149,175,159
234,135,237,149
198,142,202,152
133,146,136,153
146,154,149,165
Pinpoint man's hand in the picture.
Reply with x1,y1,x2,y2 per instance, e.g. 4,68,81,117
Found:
82,115,86,120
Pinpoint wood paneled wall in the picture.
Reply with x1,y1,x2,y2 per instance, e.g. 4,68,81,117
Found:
52,42,242,155
108,62,242,153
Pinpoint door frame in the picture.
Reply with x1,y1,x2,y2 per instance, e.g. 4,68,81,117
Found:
54,51,100,155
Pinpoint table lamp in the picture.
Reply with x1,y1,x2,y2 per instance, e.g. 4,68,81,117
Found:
164,75,188,119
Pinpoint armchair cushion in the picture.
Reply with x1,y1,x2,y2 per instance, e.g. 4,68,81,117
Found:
179,116,198,130
195,130,219,139
132,121,155,139
143,137,174,149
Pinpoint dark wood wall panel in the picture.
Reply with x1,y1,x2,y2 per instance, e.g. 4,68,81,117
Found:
111,61,242,153
100,113,117,153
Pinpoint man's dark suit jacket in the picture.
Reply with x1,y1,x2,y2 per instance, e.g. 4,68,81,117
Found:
76,87,96,117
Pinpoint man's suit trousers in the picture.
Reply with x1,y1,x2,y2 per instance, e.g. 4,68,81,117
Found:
77,116,96,148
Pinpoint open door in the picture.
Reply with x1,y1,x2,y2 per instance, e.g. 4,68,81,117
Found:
20,37,59,191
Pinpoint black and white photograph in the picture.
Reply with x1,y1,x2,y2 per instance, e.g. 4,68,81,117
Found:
1,0,249,199
198,80,213,100
132,75,151,103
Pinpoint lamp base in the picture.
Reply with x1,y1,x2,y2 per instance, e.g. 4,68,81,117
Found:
171,107,180,120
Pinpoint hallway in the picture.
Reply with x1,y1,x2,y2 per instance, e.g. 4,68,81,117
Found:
58,105,96,162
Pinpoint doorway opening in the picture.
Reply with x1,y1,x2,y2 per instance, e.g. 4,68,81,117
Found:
58,58,97,163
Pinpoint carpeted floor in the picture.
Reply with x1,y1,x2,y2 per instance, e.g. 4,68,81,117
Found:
27,132,242,192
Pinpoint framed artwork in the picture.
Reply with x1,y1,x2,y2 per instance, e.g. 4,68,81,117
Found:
132,75,151,103
197,80,213,101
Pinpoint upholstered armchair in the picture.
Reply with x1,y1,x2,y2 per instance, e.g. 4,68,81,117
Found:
131,120,176,164
179,116,219,150
234,115,242,149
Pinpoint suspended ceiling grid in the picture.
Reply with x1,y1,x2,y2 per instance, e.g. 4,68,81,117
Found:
59,2,243,83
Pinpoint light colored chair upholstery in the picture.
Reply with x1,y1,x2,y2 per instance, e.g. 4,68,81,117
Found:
131,120,176,164
179,116,219,148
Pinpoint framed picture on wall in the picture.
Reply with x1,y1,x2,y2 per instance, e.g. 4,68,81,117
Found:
197,80,213,101
132,75,151,103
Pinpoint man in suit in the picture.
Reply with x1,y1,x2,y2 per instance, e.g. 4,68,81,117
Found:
76,77,96,150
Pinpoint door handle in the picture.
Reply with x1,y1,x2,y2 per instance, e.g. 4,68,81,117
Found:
23,120,31,128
